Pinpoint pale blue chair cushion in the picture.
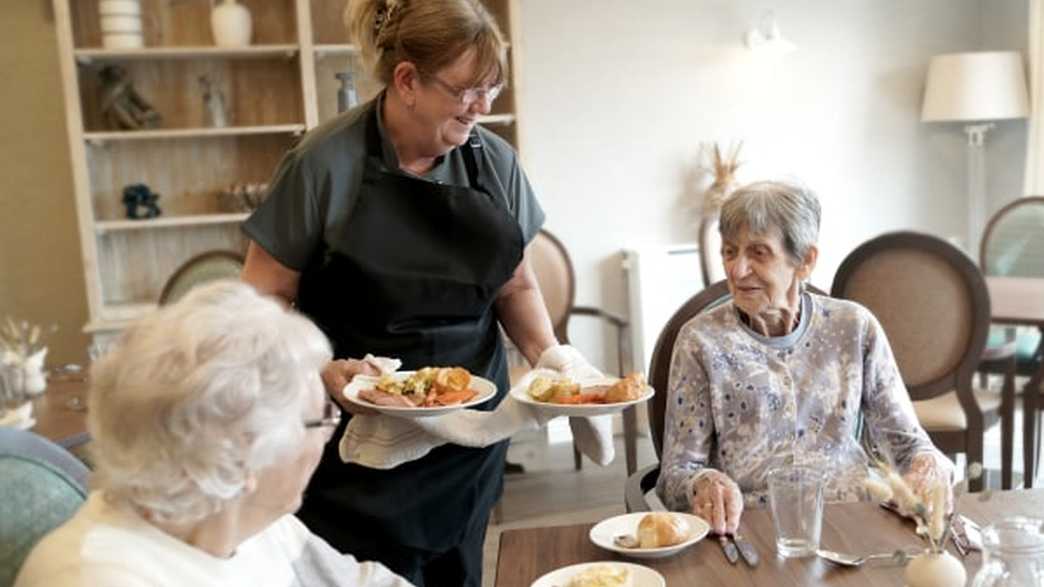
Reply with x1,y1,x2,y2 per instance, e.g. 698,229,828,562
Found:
985,326,1042,362
0,430,87,587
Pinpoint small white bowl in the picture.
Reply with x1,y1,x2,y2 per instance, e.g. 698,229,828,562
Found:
102,33,144,49
589,512,710,559
99,0,142,16
100,15,143,33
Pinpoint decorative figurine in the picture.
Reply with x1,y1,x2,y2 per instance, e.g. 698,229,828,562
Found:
99,65,161,130
199,74,228,128
218,182,269,213
336,70,360,114
122,183,162,219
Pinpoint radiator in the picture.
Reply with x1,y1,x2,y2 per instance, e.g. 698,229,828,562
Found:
622,243,704,375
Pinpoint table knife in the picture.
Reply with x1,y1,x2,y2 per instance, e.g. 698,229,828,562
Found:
732,533,760,567
717,534,739,564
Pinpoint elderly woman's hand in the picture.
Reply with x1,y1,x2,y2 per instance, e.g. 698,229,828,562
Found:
903,452,954,514
692,471,744,535
322,359,381,416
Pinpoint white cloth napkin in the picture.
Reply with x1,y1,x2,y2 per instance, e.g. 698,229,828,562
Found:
338,348,616,470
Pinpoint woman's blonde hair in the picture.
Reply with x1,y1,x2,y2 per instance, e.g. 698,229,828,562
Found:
346,0,507,87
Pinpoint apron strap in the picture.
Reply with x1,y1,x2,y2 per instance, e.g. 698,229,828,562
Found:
461,133,486,193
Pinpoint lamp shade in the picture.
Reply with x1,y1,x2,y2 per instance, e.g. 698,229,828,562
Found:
921,51,1029,122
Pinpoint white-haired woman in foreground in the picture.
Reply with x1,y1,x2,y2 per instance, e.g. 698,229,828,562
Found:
15,281,412,587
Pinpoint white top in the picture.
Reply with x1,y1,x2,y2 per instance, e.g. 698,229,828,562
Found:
15,492,412,587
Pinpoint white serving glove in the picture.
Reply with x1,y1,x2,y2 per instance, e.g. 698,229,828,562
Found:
535,344,616,466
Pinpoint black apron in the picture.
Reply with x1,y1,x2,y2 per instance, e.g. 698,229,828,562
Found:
294,108,524,552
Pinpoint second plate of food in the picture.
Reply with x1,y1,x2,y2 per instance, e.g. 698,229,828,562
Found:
589,512,709,559
510,372,654,417
530,561,665,587
342,369,497,418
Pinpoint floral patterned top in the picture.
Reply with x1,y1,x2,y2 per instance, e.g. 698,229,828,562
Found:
656,292,951,511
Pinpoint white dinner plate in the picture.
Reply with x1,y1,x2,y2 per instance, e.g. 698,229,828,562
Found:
509,377,655,417
530,561,665,587
342,371,497,418
589,512,710,559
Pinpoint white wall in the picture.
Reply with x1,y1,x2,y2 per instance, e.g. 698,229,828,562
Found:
516,0,1028,371
982,1,1031,219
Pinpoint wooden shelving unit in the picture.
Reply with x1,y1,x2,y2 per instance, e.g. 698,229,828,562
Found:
52,0,525,339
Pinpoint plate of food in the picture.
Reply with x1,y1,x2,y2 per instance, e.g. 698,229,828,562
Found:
589,512,709,559
510,372,654,417
530,561,664,587
342,367,497,418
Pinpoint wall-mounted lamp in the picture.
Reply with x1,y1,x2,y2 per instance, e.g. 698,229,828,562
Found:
745,13,796,54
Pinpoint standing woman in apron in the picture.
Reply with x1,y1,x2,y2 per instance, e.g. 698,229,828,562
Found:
240,1,601,584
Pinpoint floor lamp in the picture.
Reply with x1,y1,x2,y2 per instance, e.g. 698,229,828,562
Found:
921,51,1029,252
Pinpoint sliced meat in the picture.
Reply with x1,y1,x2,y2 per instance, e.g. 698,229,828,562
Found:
358,388,418,407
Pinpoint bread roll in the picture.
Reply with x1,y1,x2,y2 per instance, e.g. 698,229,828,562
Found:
605,373,644,403
637,513,688,548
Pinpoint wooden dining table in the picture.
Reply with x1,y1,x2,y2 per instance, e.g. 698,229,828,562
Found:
986,276,1044,488
495,488,1044,586
31,378,90,449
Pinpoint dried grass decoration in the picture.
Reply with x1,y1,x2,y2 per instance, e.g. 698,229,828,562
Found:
700,141,743,213
0,318,55,409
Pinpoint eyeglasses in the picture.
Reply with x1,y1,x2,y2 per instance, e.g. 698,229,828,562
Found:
303,398,341,432
426,74,504,105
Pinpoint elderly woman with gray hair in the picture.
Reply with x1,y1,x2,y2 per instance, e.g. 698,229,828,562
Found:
15,282,411,587
657,181,954,535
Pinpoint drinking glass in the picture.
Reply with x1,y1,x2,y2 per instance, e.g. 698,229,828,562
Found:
768,464,825,558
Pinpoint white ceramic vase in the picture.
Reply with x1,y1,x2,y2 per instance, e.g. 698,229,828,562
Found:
904,550,967,587
99,0,143,49
211,0,253,47
0,401,34,430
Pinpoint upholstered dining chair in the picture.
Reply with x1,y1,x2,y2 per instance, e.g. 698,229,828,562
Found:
977,196,1044,483
624,280,827,512
509,229,638,474
832,231,1015,492
0,428,88,586
698,215,726,287
158,250,245,306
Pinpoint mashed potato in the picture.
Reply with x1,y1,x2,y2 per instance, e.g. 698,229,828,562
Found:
566,564,632,587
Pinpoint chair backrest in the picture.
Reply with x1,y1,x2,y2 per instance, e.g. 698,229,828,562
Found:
527,229,576,343
698,215,725,287
0,429,88,586
831,231,990,403
159,250,245,306
647,280,829,459
980,196,1044,278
